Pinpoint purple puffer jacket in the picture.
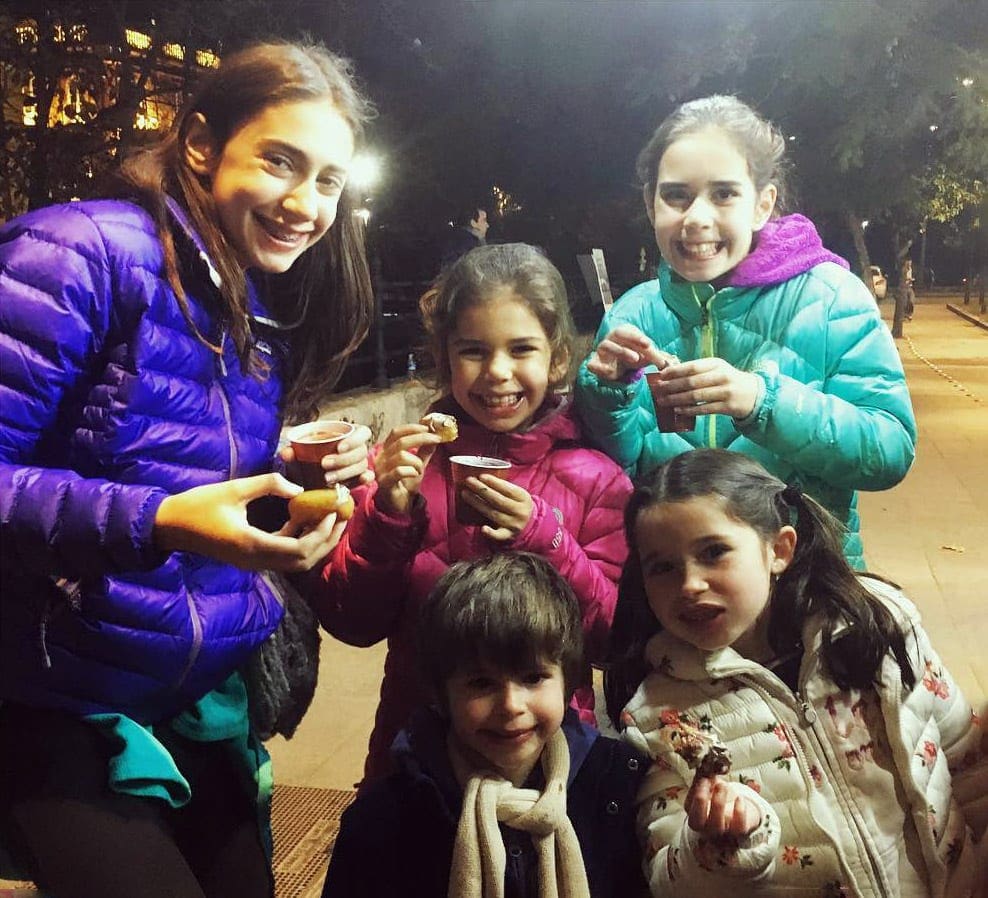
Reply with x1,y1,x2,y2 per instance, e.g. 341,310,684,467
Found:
0,199,286,723
309,395,633,784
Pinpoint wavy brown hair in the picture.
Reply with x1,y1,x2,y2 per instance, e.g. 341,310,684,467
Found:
418,243,575,398
115,40,375,422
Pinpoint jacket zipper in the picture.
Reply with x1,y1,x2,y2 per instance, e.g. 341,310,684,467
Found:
740,674,887,897
691,284,718,448
173,328,238,694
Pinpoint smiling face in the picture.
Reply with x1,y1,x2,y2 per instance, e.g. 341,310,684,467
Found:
636,495,795,658
185,97,355,273
646,126,776,284
445,659,566,786
447,289,565,432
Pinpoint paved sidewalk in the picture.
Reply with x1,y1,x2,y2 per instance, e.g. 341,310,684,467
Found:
860,293,987,710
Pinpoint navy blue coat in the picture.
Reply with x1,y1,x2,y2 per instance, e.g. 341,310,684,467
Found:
322,708,649,898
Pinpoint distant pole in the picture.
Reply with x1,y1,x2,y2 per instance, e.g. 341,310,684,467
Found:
372,249,389,389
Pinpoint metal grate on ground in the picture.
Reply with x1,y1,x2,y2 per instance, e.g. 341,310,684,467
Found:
272,784,356,898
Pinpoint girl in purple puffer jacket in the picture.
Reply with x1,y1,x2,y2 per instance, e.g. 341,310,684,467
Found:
0,42,375,897
307,243,634,787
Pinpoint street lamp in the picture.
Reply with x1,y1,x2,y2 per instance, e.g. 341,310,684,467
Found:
348,151,389,388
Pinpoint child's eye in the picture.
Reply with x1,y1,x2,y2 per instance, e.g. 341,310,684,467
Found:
699,543,730,562
317,174,345,194
264,153,293,173
659,188,692,208
712,187,740,203
466,676,495,691
643,559,675,577
521,669,552,685
511,344,538,356
458,346,486,359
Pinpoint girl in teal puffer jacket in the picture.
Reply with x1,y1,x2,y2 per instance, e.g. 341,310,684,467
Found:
574,95,916,568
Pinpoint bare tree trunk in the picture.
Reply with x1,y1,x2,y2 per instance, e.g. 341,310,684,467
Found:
889,226,915,339
846,211,875,297
917,219,928,292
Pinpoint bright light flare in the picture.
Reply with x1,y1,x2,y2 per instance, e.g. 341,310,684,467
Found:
348,152,383,193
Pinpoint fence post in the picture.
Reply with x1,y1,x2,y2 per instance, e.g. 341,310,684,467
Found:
372,254,389,389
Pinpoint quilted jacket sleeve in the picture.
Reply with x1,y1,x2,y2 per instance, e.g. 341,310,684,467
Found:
624,720,780,895
306,476,428,647
505,452,632,662
737,267,916,491
574,294,693,478
0,207,169,580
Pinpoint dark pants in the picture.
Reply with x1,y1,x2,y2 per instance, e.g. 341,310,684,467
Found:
0,703,272,898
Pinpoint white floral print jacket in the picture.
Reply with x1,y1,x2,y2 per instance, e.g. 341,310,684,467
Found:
621,579,986,898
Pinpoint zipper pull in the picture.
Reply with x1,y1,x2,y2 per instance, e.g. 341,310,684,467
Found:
796,693,817,725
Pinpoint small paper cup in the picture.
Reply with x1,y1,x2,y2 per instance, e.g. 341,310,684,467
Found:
287,419,356,490
645,372,694,433
449,455,512,526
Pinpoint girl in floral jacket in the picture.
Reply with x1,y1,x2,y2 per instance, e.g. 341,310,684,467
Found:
605,449,986,898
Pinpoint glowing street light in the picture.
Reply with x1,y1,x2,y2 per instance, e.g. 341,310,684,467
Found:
348,151,383,194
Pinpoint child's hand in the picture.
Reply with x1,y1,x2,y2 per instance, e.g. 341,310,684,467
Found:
684,774,762,840
652,357,761,420
279,423,376,487
586,324,677,381
154,473,346,572
373,424,442,515
459,475,533,542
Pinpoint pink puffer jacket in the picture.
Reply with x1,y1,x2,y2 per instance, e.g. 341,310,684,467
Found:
308,396,633,784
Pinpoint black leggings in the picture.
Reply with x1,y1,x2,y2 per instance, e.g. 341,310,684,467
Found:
0,703,272,898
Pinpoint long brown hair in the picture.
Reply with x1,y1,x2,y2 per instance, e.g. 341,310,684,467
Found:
116,40,375,421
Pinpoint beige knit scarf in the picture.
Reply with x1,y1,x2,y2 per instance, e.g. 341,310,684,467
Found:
447,728,591,898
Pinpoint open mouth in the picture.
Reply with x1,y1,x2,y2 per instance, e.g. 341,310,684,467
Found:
256,215,312,248
677,241,724,261
474,393,523,411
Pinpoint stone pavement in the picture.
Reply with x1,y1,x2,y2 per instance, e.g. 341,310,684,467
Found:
269,292,988,792
858,293,988,710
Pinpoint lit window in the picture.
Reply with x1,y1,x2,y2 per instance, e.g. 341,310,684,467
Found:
195,48,220,68
125,29,152,51
162,43,184,61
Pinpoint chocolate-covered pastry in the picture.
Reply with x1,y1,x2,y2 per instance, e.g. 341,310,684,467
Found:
695,743,732,778
422,412,458,442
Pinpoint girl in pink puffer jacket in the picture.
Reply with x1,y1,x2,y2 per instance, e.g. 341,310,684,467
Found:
307,243,634,786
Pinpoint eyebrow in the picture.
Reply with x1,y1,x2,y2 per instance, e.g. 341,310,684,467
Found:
449,334,546,345
658,180,743,190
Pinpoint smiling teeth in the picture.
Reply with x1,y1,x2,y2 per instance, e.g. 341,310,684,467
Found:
681,242,721,259
482,394,521,408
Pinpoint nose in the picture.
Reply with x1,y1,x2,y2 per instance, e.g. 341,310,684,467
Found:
282,179,319,221
497,682,526,716
485,350,512,382
682,196,714,232
681,561,708,596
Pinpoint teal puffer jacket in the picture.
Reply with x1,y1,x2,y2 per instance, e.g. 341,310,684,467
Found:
575,259,916,568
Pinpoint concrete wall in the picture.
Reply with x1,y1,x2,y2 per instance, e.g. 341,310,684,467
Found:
312,377,440,443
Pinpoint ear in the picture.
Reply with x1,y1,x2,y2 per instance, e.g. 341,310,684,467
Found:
770,524,797,574
752,183,778,232
642,183,656,226
549,346,572,386
183,113,218,178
